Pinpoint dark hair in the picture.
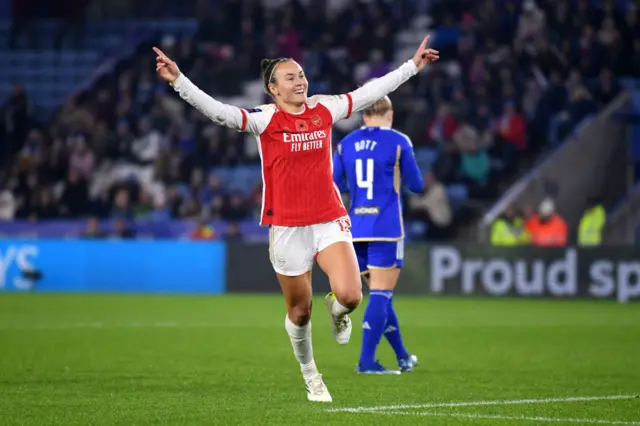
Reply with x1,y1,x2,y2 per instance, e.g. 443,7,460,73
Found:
260,57,292,96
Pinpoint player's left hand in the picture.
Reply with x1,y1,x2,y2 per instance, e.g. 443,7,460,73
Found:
412,35,440,71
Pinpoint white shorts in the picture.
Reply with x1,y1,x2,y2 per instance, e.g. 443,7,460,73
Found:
268,216,353,276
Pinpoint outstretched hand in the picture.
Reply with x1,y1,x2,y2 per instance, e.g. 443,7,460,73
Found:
412,35,440,71
153,47,181,84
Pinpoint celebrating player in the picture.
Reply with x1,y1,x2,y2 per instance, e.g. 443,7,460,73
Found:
153,37,438,402
333,95,423,374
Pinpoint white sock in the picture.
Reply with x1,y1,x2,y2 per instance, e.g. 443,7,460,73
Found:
285,315,318,380
331,299,351,317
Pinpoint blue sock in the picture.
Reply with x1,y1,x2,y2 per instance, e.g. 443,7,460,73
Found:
384,296,409,359
359,290,391,367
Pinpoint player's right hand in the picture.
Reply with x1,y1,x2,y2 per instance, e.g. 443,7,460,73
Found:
153,46,181,84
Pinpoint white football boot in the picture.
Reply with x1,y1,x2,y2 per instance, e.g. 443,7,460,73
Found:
305,374,332,402
325,292,352,345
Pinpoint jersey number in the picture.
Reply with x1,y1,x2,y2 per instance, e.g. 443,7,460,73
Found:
355,158,374,200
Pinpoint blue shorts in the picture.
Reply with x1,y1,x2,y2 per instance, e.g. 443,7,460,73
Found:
354,240,404,275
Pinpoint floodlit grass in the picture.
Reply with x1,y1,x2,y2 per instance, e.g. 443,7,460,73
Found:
0,294,638,425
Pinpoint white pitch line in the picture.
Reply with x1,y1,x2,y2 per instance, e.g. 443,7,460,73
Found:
327,394,639,413
1,321,639,330
378,410,640,425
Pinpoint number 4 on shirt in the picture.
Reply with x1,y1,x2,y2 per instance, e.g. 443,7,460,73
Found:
356,158,374,200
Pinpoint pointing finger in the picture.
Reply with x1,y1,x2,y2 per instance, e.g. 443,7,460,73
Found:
152,46,165,58
419,35,431,50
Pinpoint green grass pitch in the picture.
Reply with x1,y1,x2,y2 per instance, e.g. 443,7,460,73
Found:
0,293,638,425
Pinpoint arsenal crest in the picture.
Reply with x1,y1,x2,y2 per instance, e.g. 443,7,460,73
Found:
311,115,322,127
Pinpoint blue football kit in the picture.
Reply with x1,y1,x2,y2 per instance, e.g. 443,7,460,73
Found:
333,125,423,374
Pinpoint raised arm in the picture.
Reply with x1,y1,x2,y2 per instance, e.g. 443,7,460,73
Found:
172,74,254,132
318,36,439,122
154,47,266,135
350,60,419,114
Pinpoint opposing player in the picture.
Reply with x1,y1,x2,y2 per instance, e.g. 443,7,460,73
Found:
333,95,423,374
153,38,438,402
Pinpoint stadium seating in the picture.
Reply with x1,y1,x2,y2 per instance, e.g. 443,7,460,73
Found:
0,19,197,113
2,0,638,243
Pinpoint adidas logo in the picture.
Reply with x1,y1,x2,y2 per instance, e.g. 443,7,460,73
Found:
384,325,397,333
362,321,371,330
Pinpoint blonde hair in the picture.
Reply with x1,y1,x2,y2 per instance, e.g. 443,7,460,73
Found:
362,95,393,117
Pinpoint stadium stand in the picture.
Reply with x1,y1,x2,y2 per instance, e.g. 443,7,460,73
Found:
0,0,638,242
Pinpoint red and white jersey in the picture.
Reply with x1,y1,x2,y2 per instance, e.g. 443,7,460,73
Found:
172,59,419,227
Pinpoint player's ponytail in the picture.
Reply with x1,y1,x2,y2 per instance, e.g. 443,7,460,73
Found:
260,57,291,96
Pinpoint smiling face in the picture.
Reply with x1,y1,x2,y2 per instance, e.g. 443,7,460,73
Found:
268,60,309,108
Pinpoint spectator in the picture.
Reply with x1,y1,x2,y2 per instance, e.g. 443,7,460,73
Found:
453,118,481,152
179,195,201,219
223,221,243,242
490,205,529,246
82,217,106,239
426,103,458,149
490,205,520,246
473,104,495,150
110,188,132,219
516,0,546,44
12,171,38,219
17,129,43,174
528,198,568,247
90,190,111,219
409,172,452,240
365,49,390,81
592,68,620,107
149,199,172,222
59,169,89,218
0,183,16,220
578,197,606,246
221,193,248,221
401,99,430,148
201,173,225,204
567,86,598,131
68,135,95,180
496,100,526,159
133,192,154,220
31,187,59,220
459,141,491,198
521,79,542,125
131,117,162,166
190,217,216,240
110,218,136,239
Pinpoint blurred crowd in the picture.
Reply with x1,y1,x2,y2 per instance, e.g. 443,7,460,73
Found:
0,0,637,241
490,196,606,247
8,0,90,50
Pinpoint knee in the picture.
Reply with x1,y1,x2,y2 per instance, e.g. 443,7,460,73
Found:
288,303,312,326
336,289,362,310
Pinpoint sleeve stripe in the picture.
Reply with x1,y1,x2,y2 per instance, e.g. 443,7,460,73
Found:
240,108,248,131
345,93,353,119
